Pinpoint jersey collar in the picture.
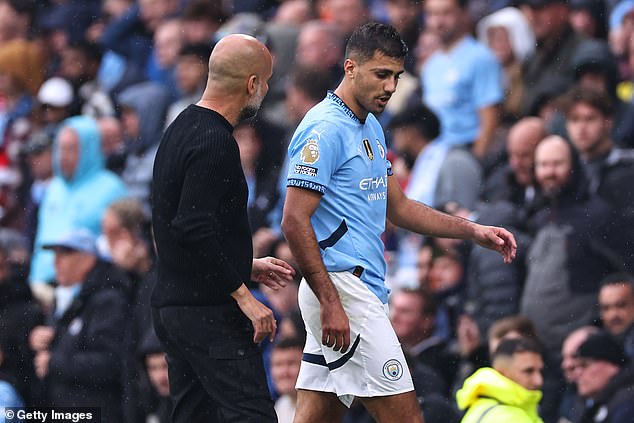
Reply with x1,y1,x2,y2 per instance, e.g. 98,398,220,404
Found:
327,91,363,124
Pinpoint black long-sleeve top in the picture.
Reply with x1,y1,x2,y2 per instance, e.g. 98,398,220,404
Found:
151,105,252,306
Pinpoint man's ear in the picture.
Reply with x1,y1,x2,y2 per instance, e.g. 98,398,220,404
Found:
247,74,258,95
343,59,356,79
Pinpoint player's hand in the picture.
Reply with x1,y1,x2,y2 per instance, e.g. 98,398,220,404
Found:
251,256,296,290
232,284,277,343
29,325,55,352
472,224,517,264
320,300,350,353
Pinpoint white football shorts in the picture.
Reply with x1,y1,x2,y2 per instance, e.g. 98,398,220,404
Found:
295,271,414,407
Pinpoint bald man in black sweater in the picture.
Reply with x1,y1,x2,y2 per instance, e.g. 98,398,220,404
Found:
151,34,295,423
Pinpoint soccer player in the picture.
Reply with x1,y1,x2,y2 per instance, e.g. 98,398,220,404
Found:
281,22,517,423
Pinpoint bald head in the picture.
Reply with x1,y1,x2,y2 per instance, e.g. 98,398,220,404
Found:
207,34,273,94
535,135,573,197
507,117,546,187
200,34,273,124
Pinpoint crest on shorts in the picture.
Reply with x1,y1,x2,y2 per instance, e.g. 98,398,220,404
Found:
301,138,320,164
376,140,385,159
382,359,403,381
363,138,374,160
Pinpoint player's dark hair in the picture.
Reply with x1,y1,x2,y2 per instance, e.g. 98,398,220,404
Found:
345,22,408,63
388,104,441,141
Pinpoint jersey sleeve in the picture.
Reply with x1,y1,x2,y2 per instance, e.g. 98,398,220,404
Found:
286,122,339,195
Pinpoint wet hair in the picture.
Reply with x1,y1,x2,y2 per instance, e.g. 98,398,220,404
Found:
493,337,542,361
562,86,614,118
345,22,408,63
388,104,441,141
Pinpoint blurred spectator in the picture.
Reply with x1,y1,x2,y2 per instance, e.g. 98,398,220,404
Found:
0,239,42,403
569,40,634,148
271,338,303,423
563,87,634,271
30,229,129,421
0,0,34,45
233,119,280,234
181,0,226,45
569,0,608,39
464,201,531,335
294,21,343,89
327,0,371,39
414,28,440,74
477,7,535,121
117,82,170,214
521,136,617,353
29,116,127,288
22,131,53,249
390,288,459,391
456,337,544,423
146,18,183,98
388,104,481,286
609,0,634,65
98,116,126,173
59,41,115,119
384,0,423,74
573,332,634,423
36,77,74,137
0,39,45,166
273,0,313,25
598,273,634,358
482,117,547,207
558,326,600,423
521,0,593,116
138,329,170,423
422,0,503,159
165,43,212,126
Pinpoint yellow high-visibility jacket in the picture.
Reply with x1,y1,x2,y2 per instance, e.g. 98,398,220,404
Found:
456,367,544,423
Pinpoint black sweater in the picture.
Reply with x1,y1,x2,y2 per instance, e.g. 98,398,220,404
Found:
151,105,252,306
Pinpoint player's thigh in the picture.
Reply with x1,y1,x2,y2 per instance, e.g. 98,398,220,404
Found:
359,391,424,423
293,389,348,423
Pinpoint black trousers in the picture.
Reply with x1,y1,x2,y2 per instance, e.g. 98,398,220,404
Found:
152,304,277,423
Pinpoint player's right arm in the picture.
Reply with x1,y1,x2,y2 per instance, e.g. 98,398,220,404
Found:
281,186,351,353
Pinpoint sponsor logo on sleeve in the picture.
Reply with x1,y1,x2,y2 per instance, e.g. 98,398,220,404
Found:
300,138,320,164
294,164,318,177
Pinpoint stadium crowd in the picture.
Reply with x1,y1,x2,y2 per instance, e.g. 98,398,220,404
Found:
1,0,634,422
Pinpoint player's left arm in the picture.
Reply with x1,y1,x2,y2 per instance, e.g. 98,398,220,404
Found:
386,175,517,263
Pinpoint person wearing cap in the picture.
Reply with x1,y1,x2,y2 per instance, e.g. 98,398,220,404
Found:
37,77,74,138
456,337,544,423
573,331,634,423
28,228,130,422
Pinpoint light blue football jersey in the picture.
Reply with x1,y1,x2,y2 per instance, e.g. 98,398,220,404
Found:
286,91,392,303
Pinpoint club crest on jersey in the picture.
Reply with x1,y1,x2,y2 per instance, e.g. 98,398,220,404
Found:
382,359,403,381
376,140,385,159
362,138,374,160
300,138,320,164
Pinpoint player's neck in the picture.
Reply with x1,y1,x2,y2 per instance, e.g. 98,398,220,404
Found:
334,84,368,122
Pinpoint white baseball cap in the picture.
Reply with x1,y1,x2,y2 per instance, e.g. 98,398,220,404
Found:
37,77,73,108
